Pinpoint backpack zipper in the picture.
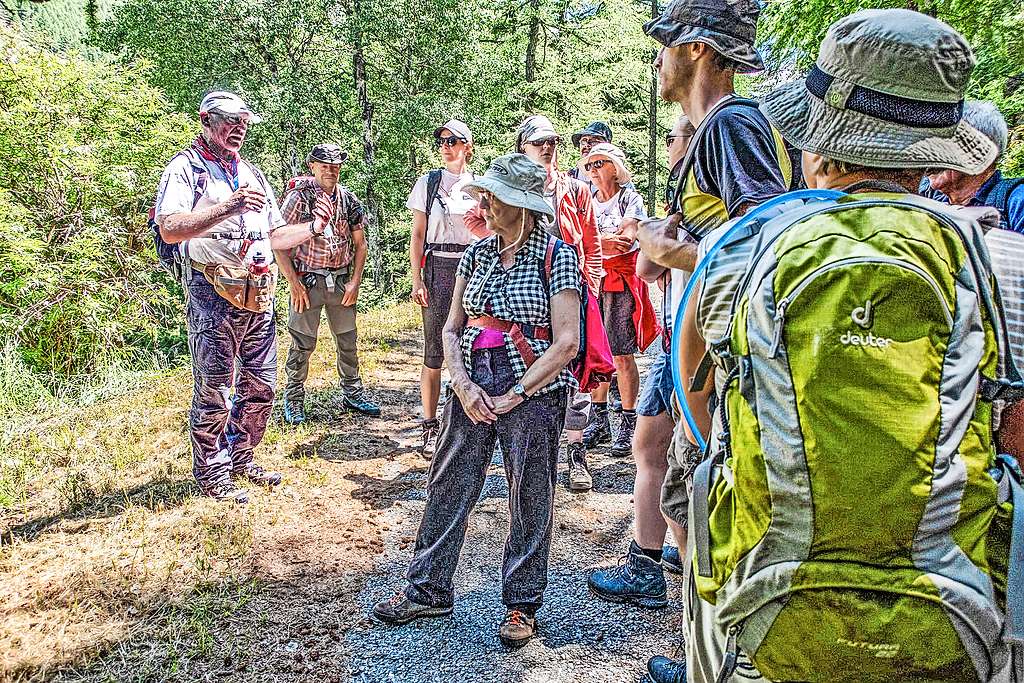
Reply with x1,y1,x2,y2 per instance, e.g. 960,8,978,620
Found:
768,256,955,358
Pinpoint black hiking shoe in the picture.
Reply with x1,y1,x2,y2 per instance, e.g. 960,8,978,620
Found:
420,418,440,458
372,591,453,625
609,379,622,413
583,405,611,448
283,399,306,425
647,655,687,683
587,540,668,609
233,463,282,489
566,442,593,492
610,410,637,457
343,394,382,417
498,609,537,648
200,478,249,504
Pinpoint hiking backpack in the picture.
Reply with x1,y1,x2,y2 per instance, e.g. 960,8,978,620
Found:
684,191,1024,682
149,148,208,285
981,176,1024,233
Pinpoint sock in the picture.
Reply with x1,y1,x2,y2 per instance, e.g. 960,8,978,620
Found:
639,546,663,563
622,408,636,417
593,401,608,412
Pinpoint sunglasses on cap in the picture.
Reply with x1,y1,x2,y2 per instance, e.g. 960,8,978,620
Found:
584,159,611,172
526,137,562,148
436,135,467,148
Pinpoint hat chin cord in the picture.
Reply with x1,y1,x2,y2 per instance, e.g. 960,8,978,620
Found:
497,209,528,256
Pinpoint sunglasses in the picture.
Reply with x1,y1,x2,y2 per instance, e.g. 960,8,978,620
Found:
210,113,249,127
436,135,467,147
666,132,694,147
527,137,561,148
584,159,611,172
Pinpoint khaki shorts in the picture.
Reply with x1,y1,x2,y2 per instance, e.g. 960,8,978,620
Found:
660,418,703,529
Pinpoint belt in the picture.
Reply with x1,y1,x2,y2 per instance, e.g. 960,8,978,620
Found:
468,315,550,367
425,243,468,254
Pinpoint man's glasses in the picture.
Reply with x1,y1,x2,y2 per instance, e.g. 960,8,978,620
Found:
527,137,561,148
584,159,611,172
211,113,249,127
436,135,467,148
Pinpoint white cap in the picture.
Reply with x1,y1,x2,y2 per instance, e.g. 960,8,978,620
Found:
199,91,262,124
583,142,632,185
434,119,473,144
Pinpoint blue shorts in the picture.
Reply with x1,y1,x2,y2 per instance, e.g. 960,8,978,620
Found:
637,351,675,418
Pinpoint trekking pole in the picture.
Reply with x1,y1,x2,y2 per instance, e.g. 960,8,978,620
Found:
669,189,845,452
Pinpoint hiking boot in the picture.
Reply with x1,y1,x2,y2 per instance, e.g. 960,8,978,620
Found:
583,404,611,448
662,545,685,575
587,540,668,608
610,410,637,457
498,609,536,648
200,478,249,504
420,418,440,458
343,394,382,417
609,380,622,413
233,463,282,488
566,442,593,492
647,655,687,683
372,591,453,625
283,399,306,425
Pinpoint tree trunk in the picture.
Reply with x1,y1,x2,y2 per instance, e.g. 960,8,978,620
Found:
352,0,384,289
647,0,659,212
524,0,541,110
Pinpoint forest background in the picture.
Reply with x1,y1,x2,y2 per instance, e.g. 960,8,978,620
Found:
1,0,1023,414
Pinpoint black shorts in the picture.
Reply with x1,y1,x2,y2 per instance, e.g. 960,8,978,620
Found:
422,255,460,369
601,288,637,356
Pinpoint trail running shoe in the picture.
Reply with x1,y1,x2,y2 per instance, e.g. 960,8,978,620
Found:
661,545,685,575
372,591,453,625
234,463,282,488
647,655,687,683
343,395,382,417
283,399,306,425
588,540,668,609
200,478,249,504
498,609,537,648
421,418,440,458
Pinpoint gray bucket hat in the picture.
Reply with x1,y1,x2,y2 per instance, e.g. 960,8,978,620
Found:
643,0,764,75
464,154,555,219
759,9,997,174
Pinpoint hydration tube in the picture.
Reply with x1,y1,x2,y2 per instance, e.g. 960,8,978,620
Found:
669,189,845,451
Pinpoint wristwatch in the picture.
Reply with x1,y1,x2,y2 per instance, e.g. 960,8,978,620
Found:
512,383,529,400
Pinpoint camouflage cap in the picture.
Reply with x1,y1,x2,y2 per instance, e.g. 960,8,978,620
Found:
307,143,348,165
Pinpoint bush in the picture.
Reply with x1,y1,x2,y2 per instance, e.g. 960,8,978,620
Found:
0,25,194,392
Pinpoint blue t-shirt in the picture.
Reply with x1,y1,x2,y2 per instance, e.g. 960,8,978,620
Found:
921,171,1024,233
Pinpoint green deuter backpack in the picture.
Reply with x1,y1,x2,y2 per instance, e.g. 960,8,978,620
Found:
691,192,1024,682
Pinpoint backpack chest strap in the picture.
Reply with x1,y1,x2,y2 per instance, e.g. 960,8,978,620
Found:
467,316,551,368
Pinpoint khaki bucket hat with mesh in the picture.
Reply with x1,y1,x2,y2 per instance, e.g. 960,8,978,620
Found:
759,9,996,173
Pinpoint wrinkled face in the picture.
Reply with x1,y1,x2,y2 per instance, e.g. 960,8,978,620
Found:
203,112,250,153
927,168,969,196
309,161,341,190
523,137,559,165
437,128,471,165
478,190,525,233
578,135,607,158
585,155,618,187
666,120,695,166
655,45,696,102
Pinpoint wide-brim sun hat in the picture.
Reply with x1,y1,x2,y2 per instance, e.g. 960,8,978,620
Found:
759,9,997,174
583,143,632,185
643,0,764,75
464,153,555,220
307,143,348,164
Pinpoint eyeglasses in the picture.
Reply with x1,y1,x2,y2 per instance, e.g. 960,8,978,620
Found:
210,113,249,127
666,133,693,147
436,135,466,148
527,137,561,148
584,159,611,172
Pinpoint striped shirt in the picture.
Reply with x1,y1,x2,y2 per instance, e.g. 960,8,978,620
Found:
986,227,1024,371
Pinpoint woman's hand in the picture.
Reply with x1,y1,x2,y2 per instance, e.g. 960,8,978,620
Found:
411,276,429,307
492,391,524,415
454,379,497,424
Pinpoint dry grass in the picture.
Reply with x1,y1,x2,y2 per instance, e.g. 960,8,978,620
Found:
0,299,421,682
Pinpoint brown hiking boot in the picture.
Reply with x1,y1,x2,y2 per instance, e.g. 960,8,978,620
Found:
566,442,593,492
372,591,452,625
498,609,536,648
200,478,249,504
420,418,440,458
233,463,282,488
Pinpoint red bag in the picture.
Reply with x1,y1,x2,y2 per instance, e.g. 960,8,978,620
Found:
544,237,614,392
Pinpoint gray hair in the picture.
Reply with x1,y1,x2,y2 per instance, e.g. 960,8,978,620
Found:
963,100,1008,158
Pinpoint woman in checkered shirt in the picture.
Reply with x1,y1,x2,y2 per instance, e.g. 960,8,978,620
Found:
374,153,583,649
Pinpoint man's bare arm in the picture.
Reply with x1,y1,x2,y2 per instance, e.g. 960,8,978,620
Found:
637,213,698,272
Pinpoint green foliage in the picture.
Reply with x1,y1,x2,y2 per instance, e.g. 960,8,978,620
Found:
0,25,193,390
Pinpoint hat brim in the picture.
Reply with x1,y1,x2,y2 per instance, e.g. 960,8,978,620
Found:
464,177,556,220
571,129,608,148
642,21,763,74
433,125,470,143
308,153,349,164
759,79,998,174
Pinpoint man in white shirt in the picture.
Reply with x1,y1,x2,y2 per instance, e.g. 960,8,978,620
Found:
155,91,332,503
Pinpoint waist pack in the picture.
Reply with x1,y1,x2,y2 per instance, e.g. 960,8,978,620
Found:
195,260,277,314
682,191,1024,682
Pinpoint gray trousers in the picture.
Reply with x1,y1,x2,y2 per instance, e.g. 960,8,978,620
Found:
406,347,568,612
284,273,363,402
186,275,277,485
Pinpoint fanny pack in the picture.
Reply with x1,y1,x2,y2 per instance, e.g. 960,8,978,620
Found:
193,259,277,313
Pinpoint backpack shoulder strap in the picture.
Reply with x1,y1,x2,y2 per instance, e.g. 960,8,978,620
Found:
425,169,443,211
